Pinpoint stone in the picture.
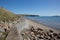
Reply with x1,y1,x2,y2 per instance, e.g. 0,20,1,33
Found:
53,33,57,36
49,30,54,33
57,35,60,39
30,26,35,32
30,36,36,40
6,26,20,40
37,28,43,31
0,27,5,32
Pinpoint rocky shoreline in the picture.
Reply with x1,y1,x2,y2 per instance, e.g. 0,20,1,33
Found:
0,18,60,40
21,26,60,40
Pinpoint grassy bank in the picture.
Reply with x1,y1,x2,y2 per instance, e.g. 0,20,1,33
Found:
0,7,18,21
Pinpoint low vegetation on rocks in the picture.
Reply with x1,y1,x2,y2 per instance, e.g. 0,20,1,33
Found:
0,30,9,40
0,7,19,40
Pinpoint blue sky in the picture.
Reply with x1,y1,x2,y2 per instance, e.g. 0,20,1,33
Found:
0,0,60,16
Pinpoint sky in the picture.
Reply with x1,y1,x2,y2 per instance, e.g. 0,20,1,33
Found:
0,0,60,16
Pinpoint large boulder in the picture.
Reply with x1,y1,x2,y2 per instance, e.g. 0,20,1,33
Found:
6,26,20,40
0,27,5,32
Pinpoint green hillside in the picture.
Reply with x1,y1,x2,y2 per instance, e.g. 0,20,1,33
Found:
0,7,18,21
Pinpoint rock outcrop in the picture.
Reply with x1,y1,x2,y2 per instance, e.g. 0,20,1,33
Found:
6,26,20,40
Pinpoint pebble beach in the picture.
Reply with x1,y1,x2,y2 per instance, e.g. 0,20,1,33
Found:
0,17,60,40
20,19,60,40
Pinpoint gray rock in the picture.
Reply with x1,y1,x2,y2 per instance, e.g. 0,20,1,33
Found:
0,27,5,32
6,26,20,40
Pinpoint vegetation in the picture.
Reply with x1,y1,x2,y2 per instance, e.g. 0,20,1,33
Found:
0,7,18,22
0,30,10,40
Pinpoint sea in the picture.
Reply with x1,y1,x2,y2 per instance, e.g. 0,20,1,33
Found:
25,16,60,30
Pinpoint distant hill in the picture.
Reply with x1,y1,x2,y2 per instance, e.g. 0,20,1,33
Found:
53,15,60,17
17,14,39,17
0,7,18,21
0,7,39,21
52,15,60,18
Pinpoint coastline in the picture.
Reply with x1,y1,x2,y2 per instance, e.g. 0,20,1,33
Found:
25,18,60,33
0,17,60,40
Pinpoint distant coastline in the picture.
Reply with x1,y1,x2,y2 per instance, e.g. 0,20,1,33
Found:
52,15,60,17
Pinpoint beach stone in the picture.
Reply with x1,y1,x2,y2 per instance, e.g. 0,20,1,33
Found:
39,39,44,40
49,30,54,33
48,34,53,38
58,33,60,35
6,26,20,40
30,36,36,40
57,35,60,39
21,32,30,40
21,29,31,40
44,36,49,39
0,27,5,32
38,36,43,39
30,26,35,32
30,32,35,37
53,33,57,36
37,28,43,31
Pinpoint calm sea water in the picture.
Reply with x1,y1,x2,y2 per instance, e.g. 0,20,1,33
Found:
26,16,60,30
